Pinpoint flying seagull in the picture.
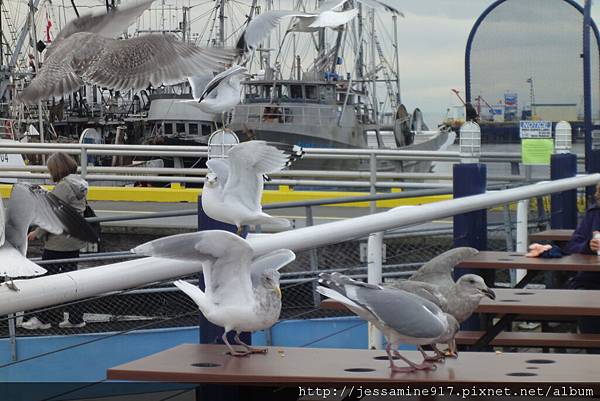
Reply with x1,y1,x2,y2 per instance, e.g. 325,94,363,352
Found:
132,230,295,356
202,140,304,234
20,0,238,104
387,247,495,361
317,272,458,373
0,183,99,290
187,65,249,126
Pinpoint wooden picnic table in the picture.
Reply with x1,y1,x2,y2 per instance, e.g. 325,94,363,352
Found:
528,229,574,243
108,343,600,390
457,251,600,287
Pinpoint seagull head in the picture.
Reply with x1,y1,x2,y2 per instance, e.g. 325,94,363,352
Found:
206,172,218,186
457,274,496,300
262,270,282,298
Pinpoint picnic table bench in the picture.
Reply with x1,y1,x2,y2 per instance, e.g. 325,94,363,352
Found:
528,229,574,243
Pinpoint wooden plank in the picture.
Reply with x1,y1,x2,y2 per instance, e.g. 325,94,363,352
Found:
107,343,600,385
456,331,600,348
529,229,574,243
457,251,600,272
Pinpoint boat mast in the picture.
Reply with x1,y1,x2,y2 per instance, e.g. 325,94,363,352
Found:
0,0,3,66
218,0,225,47
393,14,401,105
29,0,44,146
369,9,381,145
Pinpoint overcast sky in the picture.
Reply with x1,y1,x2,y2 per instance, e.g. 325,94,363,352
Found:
13,0,600,124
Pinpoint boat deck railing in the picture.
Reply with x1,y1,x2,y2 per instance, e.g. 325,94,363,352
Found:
232,103,339,127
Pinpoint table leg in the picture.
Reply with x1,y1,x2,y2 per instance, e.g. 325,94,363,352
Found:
514,271,537,289
472,314,519,350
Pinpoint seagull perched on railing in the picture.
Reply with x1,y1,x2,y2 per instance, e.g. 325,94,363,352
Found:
19,0,238,104
202,140,304,235
132,230,295,356
0,184,99,290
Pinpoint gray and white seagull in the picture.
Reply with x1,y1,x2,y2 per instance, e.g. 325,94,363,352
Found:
132,230,295,356
317,272,459,373
387,247,496,361
20,0,237,104
0,183,99,289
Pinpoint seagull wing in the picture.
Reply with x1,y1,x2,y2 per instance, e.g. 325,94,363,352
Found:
308,9,358,28
222,141,292,213
409,247,479,287
385,280,448,311
198,65,247,102
52,0,154,46
188,74,215,101
19,39,84,104
21,33,237,104
319,272,446,339
132,230,254,305
4,184,99,255
0,244,47,278
355,0,404,15
206,159,230,189
250,249,295,287
238,10,313,51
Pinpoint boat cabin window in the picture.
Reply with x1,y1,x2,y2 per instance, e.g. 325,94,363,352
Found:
163,122,173,135
189,123,198,135
320,86,334,102
176,123,186,134
201,124,212,136
263,85,272,99
306,85,317,100
290,85,303,99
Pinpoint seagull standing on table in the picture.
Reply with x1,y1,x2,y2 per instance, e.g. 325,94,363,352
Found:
0,183,99,290
317,272,459,373
132,230,295,356
387,247,496,361
202,140,304,234
19,0,238,104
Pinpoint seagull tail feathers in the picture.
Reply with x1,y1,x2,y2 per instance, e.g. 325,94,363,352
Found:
174,280,211,314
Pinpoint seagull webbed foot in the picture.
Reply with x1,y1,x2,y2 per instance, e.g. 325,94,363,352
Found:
234,333,268,354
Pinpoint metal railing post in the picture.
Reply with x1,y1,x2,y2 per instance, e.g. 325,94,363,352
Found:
80,145,87,179
369,152,377,214
8,313,17,361
305,206,320,308
367,231,384,350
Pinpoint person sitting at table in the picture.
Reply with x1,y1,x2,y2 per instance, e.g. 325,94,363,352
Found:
563,184,600,352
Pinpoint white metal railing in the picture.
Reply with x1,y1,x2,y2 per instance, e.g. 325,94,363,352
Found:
0,174,598,316
0,142,536,189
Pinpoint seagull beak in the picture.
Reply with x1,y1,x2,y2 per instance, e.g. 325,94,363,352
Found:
482,288,496,300
275,286,282,299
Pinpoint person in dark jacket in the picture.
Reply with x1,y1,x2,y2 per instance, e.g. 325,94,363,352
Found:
22,153,89,330
563,185,600,351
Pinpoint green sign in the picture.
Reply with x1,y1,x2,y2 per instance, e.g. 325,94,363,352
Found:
522,138,553,165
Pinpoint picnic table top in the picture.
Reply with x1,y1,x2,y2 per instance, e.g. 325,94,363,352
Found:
528,229,574,242
457,251,600,272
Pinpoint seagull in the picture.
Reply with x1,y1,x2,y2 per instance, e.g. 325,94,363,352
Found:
0,183,99,290
19,0,238,104
386,248,496,361
187,65,249,127
202,140,304,234
317,272,458,373
132,230,295,356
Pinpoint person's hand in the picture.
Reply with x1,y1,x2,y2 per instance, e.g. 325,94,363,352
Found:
27,231,37,241
590,231,600,252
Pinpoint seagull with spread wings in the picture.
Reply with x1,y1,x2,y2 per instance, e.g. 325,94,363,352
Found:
0,183,99,290
19,0,238,104
132,230,295,356
202,140,304,234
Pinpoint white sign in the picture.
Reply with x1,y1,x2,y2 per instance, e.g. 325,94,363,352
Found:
520,120,552,139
